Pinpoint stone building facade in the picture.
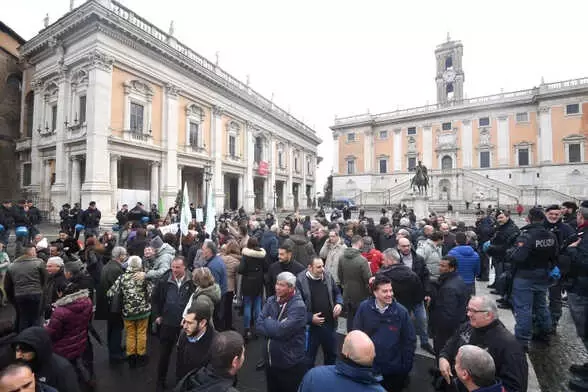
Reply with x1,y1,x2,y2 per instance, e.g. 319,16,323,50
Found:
16,0,321,221
0,22,25,201
331,37,588,208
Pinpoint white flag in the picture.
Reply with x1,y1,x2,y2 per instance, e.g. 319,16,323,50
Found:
180,182,191,235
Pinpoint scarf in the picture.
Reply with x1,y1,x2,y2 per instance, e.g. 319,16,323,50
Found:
305,270,323,281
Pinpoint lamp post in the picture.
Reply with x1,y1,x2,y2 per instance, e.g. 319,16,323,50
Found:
203,164,212,221
273,184,277,213
534,186,538,206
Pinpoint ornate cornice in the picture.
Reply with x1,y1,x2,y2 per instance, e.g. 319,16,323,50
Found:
87,50,114,72
165,83,180,98
213,105,224,117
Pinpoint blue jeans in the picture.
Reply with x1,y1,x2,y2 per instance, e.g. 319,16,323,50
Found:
243,296,262,330
512,269,552,346
568,292,588,351
410,301,429,345
306,322,337,367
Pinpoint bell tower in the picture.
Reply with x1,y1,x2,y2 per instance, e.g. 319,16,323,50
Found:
435,33,464,104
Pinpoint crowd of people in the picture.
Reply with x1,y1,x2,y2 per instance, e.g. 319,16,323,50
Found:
0,197,586,392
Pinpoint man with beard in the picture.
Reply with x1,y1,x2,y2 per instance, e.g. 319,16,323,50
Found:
267,241,305,297
562,201,579,230
175,301,216,384
485,210,520,308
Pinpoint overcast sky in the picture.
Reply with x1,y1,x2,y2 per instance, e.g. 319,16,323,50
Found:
5,0,588,192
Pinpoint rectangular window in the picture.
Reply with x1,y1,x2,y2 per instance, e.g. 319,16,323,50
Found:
278,151,283,168
79,95,87,124
347,133,355,142
569,143,581,163
347,160,355,175
566,103,580,115
515,112,528,123
442,122,452,131
407,126,417,135
254,138,263,163
479,117,490,127
379,159,387,174
51,105,58,131
480,151,490,168
295,157,299,172
229,135,236,157
408,157,416,171
130,102,144,132
379,130,388,139
518,148,529,166
189,122,199,146
307,160,312,174
22,163,31,186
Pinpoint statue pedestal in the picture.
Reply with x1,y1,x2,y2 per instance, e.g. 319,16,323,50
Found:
411,195,429,220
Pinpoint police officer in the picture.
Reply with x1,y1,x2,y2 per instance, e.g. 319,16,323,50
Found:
544,204,575,332
508,207,558,350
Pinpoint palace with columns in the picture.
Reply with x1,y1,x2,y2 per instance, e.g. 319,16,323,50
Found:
16,0,321,220
331,37,588,208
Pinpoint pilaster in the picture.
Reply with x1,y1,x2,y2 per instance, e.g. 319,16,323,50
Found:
162,83,179,210
538,106,553,163
461,119,473,168
332,132,339,175
393,129,402,171
497,115,510,166
211,106,224,214
50,64,70,212
244,122,255,212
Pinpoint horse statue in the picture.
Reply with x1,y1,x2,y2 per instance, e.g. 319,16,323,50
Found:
411,161,429,195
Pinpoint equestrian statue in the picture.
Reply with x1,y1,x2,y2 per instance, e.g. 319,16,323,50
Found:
411,161,429,195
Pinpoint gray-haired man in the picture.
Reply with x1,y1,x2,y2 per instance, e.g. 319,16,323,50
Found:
256,271,307,392
454,345,504,392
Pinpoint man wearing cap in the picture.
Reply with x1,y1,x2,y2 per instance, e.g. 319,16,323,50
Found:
0,201,14,247
544,204,575,332
80,202,101,239
507,207,558,350
562,201,579,230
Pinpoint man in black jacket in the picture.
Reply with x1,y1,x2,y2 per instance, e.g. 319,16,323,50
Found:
398,237,432,353
12,326,81,392
438,295,528,392
176,301,216,384
116,204,129,227
0,200,14,246
81,202,101,239
430,255,469,356
266,241,305,297
26,200,42,242
152,256,196,390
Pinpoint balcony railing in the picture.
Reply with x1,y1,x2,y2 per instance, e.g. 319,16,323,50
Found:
67,123,87,139
123,130,153,144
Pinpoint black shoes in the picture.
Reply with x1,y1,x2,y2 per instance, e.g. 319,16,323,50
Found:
571,364,588,378
489,290,501,295
570,378,588,391
487,283,496,289
128,355,137,368
421,343,435,355
136,355,149,368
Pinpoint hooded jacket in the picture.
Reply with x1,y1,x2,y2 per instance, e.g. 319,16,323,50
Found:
320,239,347,284
298,357,385,392
290,226,317,267
146,243,176,281
362,249,383,275
256,293,307,369
239,247,267,297
338,248,371,306
107,264,153,320
376,264,423,310
45,289,93,359
353,298,416,376
448,245,481,284
183,284,222,321
5,255,47,300
220,252,240,293
12,327,80,392
174,365,238,392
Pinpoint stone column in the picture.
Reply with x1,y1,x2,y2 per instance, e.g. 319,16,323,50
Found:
177,165,183,192
29,80,43,196
150,161,160,207
301,150,307,209
332,133,339,175
393,129,402,171
497,115,510,166
237,175,244,208
268,137,277,210
244,123,255,212
538,106,553,163
110,154,119,211
81,50,114,218
51,65,70,211
422,125,433,169
286,143,294,209
71,155,82,205
364,130,373,173
162,84,179,209
44,159,52,196
211,106,224,214
461,119,473,168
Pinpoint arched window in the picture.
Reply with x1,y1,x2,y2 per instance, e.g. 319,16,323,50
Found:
441,155,453,170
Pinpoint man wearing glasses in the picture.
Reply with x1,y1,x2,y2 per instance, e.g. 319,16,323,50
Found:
437,295,528,392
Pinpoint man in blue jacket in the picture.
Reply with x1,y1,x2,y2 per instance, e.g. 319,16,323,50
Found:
353,275,416,391
296,257,343,367
256,271,307,392
448,232,480,297
298,330,385,392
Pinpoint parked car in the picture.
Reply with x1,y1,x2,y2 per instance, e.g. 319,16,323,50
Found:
332,198,358,211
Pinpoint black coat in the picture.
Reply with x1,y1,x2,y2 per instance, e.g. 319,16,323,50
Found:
0,205,15,228
377,232,396,252
376,264,423,310
430,271,468,335
13,327,81,392
486,219,520,264
151,270,196,327
400,250,431,296
266,260,305,297
439,320,528,392
176,328,217,383
95,260,124,320
238,248,267,297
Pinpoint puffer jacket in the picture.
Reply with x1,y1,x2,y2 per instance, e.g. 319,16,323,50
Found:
320,239,347,284
221,251,240,293
183,284,222,320
290,226,316,267
362,249,384,274
239,247,267,297
45,289,93,360
145,243,176,281
107,264,153,320
416,239,443,278
448,245,481,284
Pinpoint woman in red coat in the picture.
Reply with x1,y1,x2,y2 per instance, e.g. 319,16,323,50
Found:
360,236,383,274
45,285,93,361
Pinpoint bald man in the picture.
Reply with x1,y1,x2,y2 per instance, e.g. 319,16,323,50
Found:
298,331,385,392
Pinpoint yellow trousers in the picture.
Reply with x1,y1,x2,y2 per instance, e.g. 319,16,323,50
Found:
124,318,148,356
